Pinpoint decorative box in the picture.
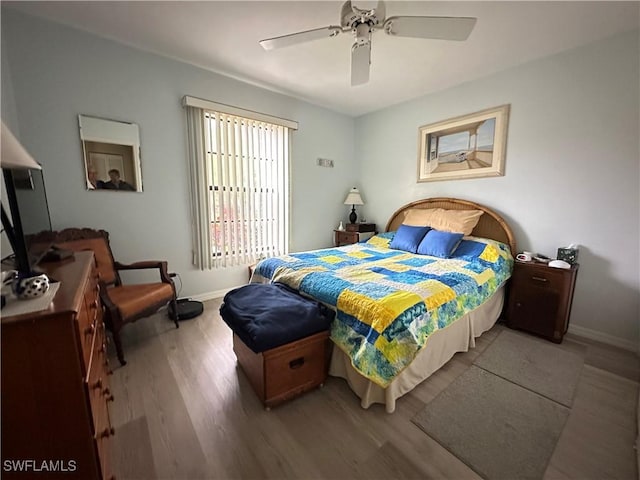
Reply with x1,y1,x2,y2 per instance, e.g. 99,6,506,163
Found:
557,247,578,265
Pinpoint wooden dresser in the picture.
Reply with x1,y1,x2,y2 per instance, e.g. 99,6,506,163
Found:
1,252,114,479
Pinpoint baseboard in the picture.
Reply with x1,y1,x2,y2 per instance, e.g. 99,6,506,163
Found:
568,324,638,353
184,287,237,303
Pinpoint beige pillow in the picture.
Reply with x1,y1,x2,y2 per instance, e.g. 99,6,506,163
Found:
403,208,483,235
403,208,443,227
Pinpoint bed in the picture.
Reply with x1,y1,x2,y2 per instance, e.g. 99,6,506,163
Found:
253,198,516,412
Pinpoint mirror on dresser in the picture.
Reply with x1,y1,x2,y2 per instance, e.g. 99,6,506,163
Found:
79,114,143,192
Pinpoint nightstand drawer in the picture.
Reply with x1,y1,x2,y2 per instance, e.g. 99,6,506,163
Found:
511,266,564,291
346,223,376,233
334,230,359,246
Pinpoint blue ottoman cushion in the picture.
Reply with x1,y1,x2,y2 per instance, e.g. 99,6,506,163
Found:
220,283,334,353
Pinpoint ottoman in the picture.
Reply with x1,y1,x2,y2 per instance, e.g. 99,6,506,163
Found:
220,283,334,408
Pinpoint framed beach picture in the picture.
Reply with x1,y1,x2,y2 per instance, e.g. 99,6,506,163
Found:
417,104,510,182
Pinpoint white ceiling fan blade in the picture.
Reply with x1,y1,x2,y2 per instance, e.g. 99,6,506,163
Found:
351,41,371,86
384,16,477,41
260,26,342,51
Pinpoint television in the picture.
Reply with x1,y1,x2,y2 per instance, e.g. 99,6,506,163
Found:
2,167,53,275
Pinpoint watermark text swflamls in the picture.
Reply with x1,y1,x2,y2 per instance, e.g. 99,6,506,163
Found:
3,459,77,473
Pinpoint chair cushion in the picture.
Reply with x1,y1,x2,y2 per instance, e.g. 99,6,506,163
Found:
107,283,174,320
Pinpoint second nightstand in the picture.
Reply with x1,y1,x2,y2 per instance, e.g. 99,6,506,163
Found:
506,261,579,343
334,223,376,246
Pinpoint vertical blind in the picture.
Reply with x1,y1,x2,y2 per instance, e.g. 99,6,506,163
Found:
184,98,295,269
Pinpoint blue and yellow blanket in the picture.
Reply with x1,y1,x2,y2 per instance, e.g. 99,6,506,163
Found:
256,233,513,387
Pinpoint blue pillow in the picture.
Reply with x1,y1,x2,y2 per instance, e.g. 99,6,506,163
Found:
389,224,431,253
417,230,464,258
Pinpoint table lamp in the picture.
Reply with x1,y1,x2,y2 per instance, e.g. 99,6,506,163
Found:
343,187,364,224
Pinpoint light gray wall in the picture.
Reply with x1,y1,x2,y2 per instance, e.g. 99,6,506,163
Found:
355,29,640,346
1,9,357,295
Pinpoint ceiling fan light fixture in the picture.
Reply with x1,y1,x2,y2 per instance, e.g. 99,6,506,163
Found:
354,22,371,45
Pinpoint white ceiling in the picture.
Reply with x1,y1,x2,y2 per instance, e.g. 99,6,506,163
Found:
5,1,640,116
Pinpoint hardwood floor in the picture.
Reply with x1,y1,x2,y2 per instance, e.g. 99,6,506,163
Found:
109,299,639,479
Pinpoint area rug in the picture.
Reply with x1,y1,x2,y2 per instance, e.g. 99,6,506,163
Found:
474,329,584,407
412,366,570,480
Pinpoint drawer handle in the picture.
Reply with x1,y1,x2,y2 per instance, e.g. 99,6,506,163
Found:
531,276,548,283
84,324,95,336
96,427,115,439
91,299,99,310
289,357,305,370
103,357,113,376
91,378,103,390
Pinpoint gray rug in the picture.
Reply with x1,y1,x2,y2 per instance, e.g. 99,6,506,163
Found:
474,329,584,407
412,366,570,480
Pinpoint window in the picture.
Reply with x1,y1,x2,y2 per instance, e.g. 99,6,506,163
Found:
184,97,297,269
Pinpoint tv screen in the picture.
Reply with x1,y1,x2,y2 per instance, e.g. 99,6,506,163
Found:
13,169,52,237
2,168,53,270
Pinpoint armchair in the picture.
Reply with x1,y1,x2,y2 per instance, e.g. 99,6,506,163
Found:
30,228,178,365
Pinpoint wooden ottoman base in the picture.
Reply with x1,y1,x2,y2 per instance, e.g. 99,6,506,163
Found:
233,331,331,408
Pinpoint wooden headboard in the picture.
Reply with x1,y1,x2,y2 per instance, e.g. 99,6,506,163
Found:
385,197,516,254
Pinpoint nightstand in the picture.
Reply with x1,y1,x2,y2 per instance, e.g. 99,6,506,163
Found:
506,261,579,343
334,223,376,246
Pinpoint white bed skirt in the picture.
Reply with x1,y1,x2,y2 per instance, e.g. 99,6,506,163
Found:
250,272,504,414
329,288,505,413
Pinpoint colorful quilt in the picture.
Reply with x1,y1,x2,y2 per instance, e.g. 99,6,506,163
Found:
256,233,513,387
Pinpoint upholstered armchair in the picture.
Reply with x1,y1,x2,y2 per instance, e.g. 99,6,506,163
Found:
30,228,178,365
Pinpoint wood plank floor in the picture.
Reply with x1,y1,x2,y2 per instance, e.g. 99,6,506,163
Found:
109,298,639,479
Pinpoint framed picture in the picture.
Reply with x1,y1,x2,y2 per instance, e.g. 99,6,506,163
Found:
417,104,510,182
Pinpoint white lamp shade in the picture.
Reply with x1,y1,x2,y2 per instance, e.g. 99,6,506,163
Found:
1,121,41,170
343,187,364,206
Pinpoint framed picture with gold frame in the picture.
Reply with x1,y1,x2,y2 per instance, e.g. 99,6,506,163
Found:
417,104,510,182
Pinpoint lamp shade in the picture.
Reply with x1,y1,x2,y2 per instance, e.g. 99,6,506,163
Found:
343,187,364,206
1,121,41,170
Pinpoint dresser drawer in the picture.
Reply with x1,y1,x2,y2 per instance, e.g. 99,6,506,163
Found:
78,272,101,369
78,299,97,370
96,433,114,480
93,398,115,480
87,320,113,427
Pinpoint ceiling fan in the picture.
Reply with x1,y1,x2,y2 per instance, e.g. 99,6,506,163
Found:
259,1,477,86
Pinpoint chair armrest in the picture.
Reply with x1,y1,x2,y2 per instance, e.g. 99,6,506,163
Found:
114,261,172,284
